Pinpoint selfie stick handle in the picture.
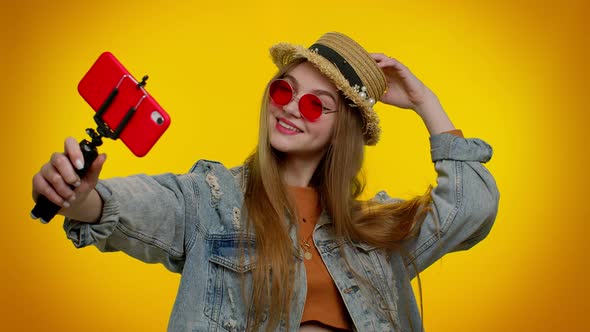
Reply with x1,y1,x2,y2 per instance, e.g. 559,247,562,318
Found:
31,139,99,223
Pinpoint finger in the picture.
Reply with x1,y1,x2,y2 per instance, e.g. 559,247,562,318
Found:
82,154,107,187
370,53,389,62
370,53,405,68
376,59,396,69
50,152,81,188
64,137,84,171
32,172,69,208
376,57,406,70
41,162,76,201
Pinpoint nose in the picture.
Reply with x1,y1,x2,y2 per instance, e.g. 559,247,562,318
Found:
281,96,302,118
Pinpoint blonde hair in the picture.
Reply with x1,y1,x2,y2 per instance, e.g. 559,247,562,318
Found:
242,60,432,331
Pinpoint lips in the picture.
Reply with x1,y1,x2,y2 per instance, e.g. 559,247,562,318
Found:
277,117,303,133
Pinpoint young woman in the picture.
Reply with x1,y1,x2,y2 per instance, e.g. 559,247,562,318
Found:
31,32,499,331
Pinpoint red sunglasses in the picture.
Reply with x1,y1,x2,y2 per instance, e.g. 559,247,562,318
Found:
269,79,337,121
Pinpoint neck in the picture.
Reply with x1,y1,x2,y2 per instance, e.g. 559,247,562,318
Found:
280,153,324,187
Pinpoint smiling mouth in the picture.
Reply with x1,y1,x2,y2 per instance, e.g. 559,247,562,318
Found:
277,118,303,133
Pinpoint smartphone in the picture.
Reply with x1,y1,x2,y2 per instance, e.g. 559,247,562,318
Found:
78,52,171,157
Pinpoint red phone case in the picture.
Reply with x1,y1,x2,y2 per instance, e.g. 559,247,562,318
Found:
78,52,170,157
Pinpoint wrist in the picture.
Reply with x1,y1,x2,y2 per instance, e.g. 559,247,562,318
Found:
61,188,103,223
413,89,441,117
412,91,456,136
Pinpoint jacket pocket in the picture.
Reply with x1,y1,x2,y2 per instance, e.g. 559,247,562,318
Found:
205,236,256,332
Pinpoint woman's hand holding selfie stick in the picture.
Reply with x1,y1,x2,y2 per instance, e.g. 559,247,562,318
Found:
31,135,107,224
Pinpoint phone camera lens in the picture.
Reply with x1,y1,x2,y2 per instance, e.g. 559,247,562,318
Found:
151,110,165,126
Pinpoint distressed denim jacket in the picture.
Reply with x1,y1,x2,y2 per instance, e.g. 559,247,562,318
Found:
64,133,499,332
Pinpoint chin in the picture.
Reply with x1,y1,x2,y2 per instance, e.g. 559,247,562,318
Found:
269,136,297,154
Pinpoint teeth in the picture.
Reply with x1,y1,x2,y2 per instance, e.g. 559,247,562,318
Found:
278,120,300,132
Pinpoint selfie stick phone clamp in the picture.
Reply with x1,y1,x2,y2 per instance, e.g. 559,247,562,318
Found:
30,75,149,224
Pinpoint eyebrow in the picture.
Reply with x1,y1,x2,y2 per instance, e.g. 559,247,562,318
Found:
283,74,338,103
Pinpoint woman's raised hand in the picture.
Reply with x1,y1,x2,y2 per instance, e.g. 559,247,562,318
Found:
370,54,437,111
371,54,456,135
32,137,107,218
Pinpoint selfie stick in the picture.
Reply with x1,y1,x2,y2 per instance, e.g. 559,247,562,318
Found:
31,75,149,224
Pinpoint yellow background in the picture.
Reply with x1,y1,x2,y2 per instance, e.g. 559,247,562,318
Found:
2,0,588,330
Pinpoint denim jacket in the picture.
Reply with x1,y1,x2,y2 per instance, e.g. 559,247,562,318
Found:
64,133,499,332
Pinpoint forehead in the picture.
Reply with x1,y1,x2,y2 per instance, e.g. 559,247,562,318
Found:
284,62,338,93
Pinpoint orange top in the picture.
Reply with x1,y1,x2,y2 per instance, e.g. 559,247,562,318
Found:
444,129,464,137
287,129,464,330
287,186,352,330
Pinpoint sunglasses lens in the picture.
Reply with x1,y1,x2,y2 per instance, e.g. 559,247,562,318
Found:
299,94,323,121
269,80,292,105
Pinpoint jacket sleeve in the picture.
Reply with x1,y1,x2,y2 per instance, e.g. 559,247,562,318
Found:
376,133,500,279
63,172,201,273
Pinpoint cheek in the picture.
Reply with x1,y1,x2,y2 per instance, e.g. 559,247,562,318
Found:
324,118,338,141
267,103,278,121
267,103,280,118
310,119,336,141
266,112,275,134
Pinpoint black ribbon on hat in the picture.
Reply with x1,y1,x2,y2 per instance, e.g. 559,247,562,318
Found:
309,43,364,89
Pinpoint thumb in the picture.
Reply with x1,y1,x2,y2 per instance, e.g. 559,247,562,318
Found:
83,153,107,186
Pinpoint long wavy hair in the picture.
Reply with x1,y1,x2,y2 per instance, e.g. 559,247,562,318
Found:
243,59,432,331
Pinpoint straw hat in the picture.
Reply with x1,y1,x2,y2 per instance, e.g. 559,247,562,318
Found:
269,32,387,146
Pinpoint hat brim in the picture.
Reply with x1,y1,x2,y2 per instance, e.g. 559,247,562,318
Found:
270,43,380,146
